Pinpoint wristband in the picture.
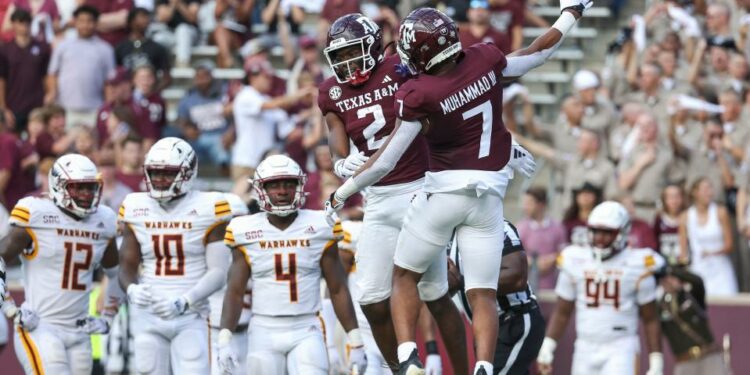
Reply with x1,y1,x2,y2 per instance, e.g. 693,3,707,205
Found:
218,328,233,346
347,328,364,347
649,352,664,371
552,11,577,36
425,340,439,355
334,178,361,202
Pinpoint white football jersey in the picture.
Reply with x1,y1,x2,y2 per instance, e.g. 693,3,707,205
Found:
9,197,117,328
225,210,342,316
119,191,232,315
555,245,664,342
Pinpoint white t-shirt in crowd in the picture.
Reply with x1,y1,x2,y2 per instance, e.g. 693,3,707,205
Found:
231,85,291,168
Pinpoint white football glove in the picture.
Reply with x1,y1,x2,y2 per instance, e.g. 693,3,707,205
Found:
217,329,239,374
334,152,369,179
645,352,664,375
508,140,536,178
324,193,344,227
346,329,367,374
152,296,189,320
14,306,40,331
76,316,111,334
537,337,557,366
560,0,593,14
126,284,153,307
425,354,443,375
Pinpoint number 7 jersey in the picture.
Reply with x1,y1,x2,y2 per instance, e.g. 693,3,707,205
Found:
318,54,429,186
9,197,117,328
224,210,342,316
555,245,665,342
118,191,233,314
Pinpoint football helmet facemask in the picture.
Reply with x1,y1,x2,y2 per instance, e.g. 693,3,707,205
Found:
324,13,383,85
143,137,197,203
397,7,462,75
587,201,631,259
49,154,102,219
252,155,307,217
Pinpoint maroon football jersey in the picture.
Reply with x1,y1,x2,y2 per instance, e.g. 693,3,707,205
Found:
318,54,429,186
394,43,511,173
654,214,680,260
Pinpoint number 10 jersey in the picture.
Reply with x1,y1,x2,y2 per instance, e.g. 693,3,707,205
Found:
224,210,342,316
118,191,233,315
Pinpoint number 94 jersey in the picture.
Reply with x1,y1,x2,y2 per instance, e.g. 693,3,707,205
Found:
118,191,233,314
318,54,429,186
554,245,665,342
9,197,117,328
224,210,343,316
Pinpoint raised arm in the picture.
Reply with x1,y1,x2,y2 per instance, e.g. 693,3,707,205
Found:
502,2,588,80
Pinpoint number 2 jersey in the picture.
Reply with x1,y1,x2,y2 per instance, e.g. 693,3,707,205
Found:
555,245,665,342
118,191,233,315
9,197,117,328
318,54,429,186
224,210,342,316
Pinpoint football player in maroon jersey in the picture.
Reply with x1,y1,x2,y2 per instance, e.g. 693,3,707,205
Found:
326,1,591,374
319,13,470,373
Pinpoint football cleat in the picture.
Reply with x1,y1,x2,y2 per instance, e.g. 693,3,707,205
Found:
397,349,425,375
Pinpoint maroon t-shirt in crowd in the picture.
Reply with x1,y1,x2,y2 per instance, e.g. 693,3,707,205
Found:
85,0,134,46
628,218,658,251
563,217,588,246
132,92,166,140
0,132,36,208
490,0,524,36
653,214,680,260
116,171,145,192
0,39,50,114
95,99,136,148
395,43,512,172
318,54,429,186
459,28,511,54
320,0,360,23
33,132,56,159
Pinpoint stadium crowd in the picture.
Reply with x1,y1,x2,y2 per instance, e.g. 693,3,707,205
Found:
0,0,747,373
2,0,748,294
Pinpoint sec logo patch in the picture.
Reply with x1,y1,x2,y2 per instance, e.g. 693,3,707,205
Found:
329,86,342,100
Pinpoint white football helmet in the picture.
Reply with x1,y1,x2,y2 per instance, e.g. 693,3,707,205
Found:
587,201,631,259
143,137,197,202
252,155,307,216
49,154,102,219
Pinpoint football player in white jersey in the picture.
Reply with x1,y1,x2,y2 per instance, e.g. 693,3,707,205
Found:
537,201,664,375
209,192,251,375
118,137,232,374
218,155,366,375
0,154,121,375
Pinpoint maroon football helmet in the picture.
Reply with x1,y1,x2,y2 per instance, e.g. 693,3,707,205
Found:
324,13,383,85
397,8,462,75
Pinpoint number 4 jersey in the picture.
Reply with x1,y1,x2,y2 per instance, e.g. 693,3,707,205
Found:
118,191,233,315
318,54,429,186
555,245,665,342
224,210,343,316
9,197,117,328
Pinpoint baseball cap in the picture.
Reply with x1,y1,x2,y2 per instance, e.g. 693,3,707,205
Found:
299,36,317,50
573,70,599,91
106,67,131,85
244,56,273,76
470,0,490,9
193,59,216,72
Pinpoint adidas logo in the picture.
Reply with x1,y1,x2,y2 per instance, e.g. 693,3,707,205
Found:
513,149,525,159
382,75,392,84
97,222,105,228
305,226,316,234
188,209,198,216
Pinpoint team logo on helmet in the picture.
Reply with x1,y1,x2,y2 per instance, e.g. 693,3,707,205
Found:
329,86,342,100
400,22,416,49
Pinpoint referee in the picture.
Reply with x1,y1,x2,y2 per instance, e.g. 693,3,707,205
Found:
448,220,546,375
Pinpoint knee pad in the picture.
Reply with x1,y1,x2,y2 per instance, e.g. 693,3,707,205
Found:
134,334,162,374
417,279,449,302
